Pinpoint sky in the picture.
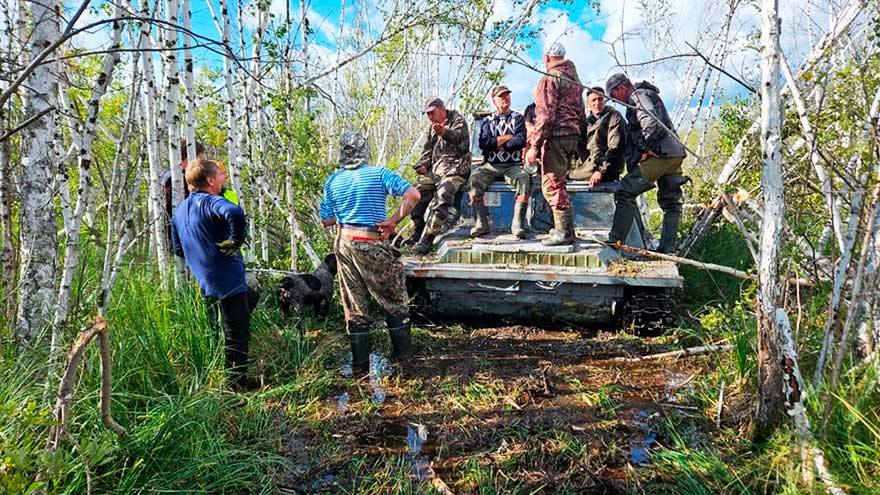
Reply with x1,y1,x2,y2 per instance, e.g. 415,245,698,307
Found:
60,0,845,115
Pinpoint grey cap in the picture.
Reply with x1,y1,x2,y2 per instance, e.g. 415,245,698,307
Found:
544,41,566,57
424,97,444,113
605,73,630,96
339,130,370,169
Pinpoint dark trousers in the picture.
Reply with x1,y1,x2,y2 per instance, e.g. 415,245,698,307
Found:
207,291,251,379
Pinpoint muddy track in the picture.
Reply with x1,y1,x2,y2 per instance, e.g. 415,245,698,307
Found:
282,325,718,494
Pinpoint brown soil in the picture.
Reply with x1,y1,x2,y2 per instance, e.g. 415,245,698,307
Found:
283,324,720,494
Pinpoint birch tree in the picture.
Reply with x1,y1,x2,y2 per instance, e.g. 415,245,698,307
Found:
15,0,60,343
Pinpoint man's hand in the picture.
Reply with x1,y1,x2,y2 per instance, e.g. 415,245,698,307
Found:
375,218,398,240
416,166,428,175
588,171,603,188
431,119,448,137
639,150,658,163
496,134,513,147
525,148,538,165
215,239,240,257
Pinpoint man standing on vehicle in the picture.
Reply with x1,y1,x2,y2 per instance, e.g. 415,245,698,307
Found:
605,74,689,254
471,85,530,239
570,87,626,186
525,42,585,246
406,98,471,255
320,130,421,374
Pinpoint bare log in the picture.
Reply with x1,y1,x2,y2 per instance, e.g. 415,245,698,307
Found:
609,242,754,280
610,344,734,363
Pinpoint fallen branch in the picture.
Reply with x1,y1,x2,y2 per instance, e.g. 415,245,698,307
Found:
432,476,455,495
716,380,726,428
46,316,127,453
611,344,734,363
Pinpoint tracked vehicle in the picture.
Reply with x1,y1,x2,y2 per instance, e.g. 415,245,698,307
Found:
402,113,682,333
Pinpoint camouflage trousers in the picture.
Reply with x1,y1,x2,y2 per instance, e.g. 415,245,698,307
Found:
540,136,580,211
335,234,410,328
411,173,468,235
469,162,531,201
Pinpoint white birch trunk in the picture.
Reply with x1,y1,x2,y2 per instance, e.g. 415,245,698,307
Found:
754,0,786,438
51,4,126,341
182,0,197,162
164,0,183,212
218,0,244,209
14,0,59,342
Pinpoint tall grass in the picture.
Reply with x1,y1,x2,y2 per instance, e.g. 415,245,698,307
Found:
1,262,342,494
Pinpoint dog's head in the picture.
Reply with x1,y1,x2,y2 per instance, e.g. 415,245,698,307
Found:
323,253,338,275
277,277,298,317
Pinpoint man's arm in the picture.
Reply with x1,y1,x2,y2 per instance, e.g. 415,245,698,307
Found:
527,76,558,150
439,113,468,145
478,118,496,152
414,127,435,171
376,187,421,239
504,113,527,150
600,111,626,171
170,218,185,258
633,91,666,150
215,199,247,246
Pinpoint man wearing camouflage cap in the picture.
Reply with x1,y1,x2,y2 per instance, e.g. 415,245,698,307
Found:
320,130,422,374
471,84,530,239
525,42,586,246
605,73,689,253
408,98,471,255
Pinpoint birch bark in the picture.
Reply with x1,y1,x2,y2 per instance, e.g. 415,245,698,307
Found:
753,0,787,439
15,0,60,342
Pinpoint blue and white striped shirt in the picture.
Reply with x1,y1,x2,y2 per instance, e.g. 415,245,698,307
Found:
319,165,412,226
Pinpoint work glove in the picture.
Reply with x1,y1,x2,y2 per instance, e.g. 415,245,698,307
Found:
215,239,240,257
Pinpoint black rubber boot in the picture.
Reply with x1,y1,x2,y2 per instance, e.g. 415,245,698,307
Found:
470,201,490,238
656,174,689,254
511,201,527,239
402,218,425,247
386,315,413,360
656,210,682,253
348,322,371,375
412,232,436,255
542,209,574,246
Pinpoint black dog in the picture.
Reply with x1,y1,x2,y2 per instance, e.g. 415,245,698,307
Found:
278,254,337,320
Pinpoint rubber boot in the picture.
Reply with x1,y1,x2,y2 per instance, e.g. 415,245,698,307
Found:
402,218,425,247
542,209,574,246
470,201,490,238
348,323,371,375
511,201,527,239
386,315,413,360
412,232,436,255
656,210,681,254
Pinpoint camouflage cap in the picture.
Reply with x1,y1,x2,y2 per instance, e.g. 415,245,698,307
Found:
339,130,370,169
491,85,511,98
605,73,630,96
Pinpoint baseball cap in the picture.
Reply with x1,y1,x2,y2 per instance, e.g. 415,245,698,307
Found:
491,85,511,98
424,98,444,113
605,73,630,96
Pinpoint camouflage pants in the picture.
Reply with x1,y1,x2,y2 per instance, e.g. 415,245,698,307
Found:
469,162,530,201
335,235,409,328
412,173,468,235
540,136,580,211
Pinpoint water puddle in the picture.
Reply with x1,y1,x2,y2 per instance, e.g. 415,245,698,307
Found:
369,353,390,404
406,422,433,482
628,409,659,465
309,472,335,491
336,392,350,414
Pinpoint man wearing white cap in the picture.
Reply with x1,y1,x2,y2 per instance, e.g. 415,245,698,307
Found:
525,41,585,246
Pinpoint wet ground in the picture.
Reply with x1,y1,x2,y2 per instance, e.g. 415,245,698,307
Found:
276,324,721,494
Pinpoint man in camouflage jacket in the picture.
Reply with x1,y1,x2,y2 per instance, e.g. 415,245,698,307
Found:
409,98,471,255
525,42,585,246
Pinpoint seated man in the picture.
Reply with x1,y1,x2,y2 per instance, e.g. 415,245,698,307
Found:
570,87,626,186
470,85,530,239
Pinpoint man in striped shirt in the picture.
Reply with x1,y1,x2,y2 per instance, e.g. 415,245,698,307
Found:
320,130,421,374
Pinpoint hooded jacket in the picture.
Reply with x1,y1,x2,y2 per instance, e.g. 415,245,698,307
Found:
528,59,586,150
625,81,686,162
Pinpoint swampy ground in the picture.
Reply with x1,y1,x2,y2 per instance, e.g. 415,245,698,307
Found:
270,322,747,495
